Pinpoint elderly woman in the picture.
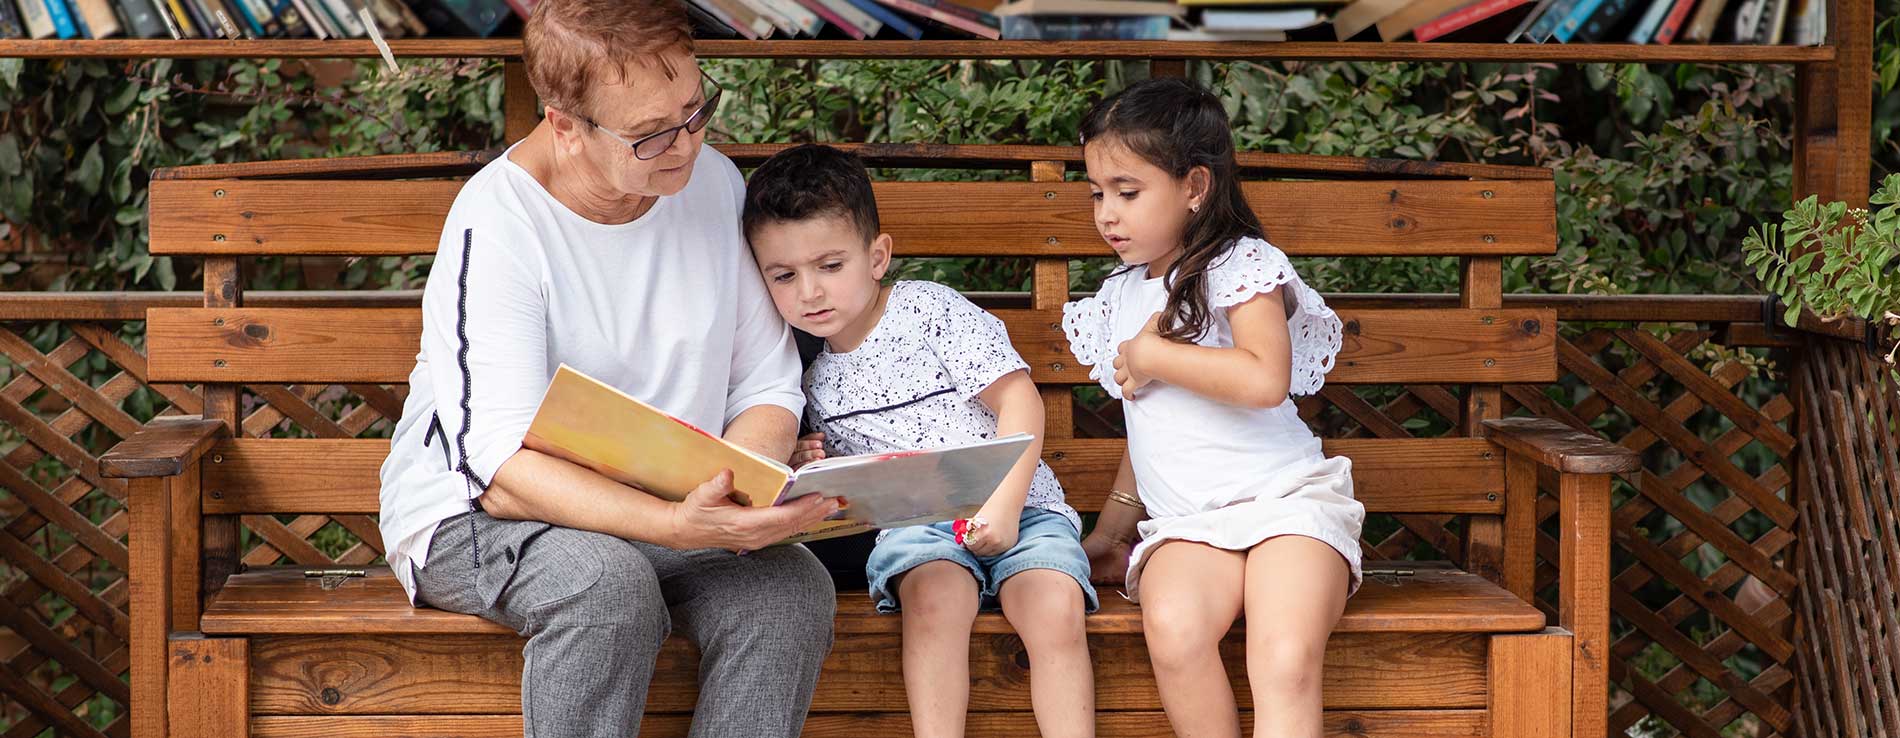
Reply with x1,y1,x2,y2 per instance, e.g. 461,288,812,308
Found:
374,0,839,735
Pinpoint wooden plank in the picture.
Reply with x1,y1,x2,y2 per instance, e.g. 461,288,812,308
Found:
149,180,1556,258
147,306,1557,386
169,637,250,738
0,38,1839,63
171,460,204,632
251,710,1489,737
502,61,536,144
200,437,1506,516
149,144,1545,183
210,562,1542,637
247,629,1493,715
1488,629,1571,738
202,256,244,611
129,476,174,738
1558,472,1611,738
0,290,1769,323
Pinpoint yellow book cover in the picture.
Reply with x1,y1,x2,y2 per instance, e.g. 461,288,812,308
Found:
523,364,1029,545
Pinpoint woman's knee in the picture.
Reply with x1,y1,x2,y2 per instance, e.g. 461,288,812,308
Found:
1141,597,1227,671
531,535,669,644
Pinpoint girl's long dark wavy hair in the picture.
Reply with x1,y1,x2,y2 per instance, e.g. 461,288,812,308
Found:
1081,78,1263,344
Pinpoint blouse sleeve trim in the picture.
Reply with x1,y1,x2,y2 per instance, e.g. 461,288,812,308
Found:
1209,237,1344,397
1061,274,1124,400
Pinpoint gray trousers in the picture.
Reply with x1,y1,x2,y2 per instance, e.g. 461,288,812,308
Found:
414,511,836,738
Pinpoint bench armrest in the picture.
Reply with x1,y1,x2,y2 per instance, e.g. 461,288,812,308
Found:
1482,417,1639,475
101,416,227,479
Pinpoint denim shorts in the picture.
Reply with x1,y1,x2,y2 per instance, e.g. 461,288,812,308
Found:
866,507,1099,614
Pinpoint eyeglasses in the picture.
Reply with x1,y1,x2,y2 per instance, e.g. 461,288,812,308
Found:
580,70,723,161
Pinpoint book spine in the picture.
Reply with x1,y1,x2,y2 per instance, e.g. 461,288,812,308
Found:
500,0,527,19
1649,0,1697,41
842,0,918,36
115,0,167,35
0,0,23,37
317,0,360,33
1728,0,1762,41
1763,0,1787,43
1625,0,1669,40
876,0,997,36
178,0,218,34
272,0,310,36
70,0,121,35
1680,0,1725,39
692,0,753,37
708,0,772,37
16,0,55,37
768,0,823,35
816,0,878,35
733,0,792,35
1574,0,1633,40
796,0,860,36
288,0,327,35
1521,0,1576,39
1549,0,1604,41
906,0,995,26
1415,0,1527,41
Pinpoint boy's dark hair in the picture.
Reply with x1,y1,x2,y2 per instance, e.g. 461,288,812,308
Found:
1082,78,1263,345
742,144,881,243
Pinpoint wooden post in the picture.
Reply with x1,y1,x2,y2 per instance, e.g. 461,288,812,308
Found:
1462,256,1506,587
1031,160,1073,438
1558,471,1612,738
1502,452,1538,603
1793,0,1873,207
504,60,538,145
199,259,240,610
130,476,174,738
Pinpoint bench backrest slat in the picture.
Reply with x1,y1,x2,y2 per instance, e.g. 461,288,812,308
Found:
148,179,1558,258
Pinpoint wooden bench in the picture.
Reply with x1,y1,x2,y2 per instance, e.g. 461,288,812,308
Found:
106,144,1638,738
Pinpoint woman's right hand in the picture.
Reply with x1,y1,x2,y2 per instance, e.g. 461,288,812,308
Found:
669,469,840,552
790,432,827,470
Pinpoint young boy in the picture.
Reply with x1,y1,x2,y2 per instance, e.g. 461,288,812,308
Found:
743,144,1097,738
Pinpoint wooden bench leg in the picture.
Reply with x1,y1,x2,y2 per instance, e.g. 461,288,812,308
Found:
1490,629,1573,738
1559,473,1611,738
130,476,174,738
169,636,250,738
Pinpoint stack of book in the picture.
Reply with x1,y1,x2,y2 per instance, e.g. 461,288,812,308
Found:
993,0,1180,40
1329,0,1823,42
1169,0,1333,41
1,0,509,39
688,0,999,38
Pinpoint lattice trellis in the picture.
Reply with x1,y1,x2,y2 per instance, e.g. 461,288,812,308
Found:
0,307,1803,738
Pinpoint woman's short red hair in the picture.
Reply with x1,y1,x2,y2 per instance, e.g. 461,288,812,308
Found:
522,0,696,122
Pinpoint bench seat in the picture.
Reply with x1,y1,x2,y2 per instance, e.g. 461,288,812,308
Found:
200,561,1546,636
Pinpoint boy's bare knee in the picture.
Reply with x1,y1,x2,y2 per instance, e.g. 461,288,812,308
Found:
898,561,980,623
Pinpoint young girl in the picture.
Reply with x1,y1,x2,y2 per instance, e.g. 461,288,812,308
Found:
742,144,1098,738
1067,79,1366,738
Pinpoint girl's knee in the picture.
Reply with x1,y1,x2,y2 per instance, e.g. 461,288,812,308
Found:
1142,607,1226,671
1249,632,1325,692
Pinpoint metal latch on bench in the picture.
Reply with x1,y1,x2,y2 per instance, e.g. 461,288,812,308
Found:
304,568,367,590
1363,567,1415,587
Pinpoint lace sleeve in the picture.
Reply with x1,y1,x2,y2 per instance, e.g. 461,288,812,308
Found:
1061,280,1124,400
1207,238,1344,396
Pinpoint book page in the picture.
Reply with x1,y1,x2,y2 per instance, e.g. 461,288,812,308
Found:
781,434,1033,528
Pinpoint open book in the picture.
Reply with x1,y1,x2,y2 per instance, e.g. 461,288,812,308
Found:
522,364,1033,545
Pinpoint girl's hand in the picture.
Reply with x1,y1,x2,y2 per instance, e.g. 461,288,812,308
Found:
1082,532,1133,584
789,432,826,470
962,504,1022,557
1114,313,1166,398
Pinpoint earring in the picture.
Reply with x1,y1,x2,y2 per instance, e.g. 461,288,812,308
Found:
1190,203,1200,214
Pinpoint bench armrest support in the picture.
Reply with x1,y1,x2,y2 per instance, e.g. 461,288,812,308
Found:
101,416,226,479
1484,415,1629,738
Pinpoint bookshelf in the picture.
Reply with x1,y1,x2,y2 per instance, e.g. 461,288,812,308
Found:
0,38,1841,62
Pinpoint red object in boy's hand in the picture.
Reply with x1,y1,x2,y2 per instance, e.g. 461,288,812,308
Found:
953,518,972,545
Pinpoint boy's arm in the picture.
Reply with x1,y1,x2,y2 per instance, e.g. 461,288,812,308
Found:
962,369,1043,555
1118,292,1293,409
722,404,799,465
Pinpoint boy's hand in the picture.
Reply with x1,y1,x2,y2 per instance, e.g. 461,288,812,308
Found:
962,502,1021,557
1114,313,1165,399
1082,532,1133,584
790,432,826,470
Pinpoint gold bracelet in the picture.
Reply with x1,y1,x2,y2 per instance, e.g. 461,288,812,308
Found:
1107,489,1145,510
